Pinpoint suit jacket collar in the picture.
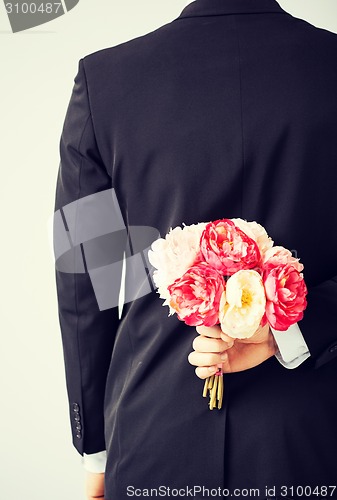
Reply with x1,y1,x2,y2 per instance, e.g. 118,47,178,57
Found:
177,0,287,19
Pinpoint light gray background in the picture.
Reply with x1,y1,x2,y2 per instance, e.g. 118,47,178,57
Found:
0,1,336,499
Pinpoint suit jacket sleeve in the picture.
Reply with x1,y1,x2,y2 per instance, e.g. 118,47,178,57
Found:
298,275,337,369
53,58,122,456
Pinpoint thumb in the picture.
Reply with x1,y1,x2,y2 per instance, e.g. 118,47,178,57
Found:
219,350,232,373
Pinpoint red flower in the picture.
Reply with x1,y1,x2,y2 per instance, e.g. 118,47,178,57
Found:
168,262,224,327
263,263,307,330
200,219,261,275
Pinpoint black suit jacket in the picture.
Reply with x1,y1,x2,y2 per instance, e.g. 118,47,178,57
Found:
54,0,337,498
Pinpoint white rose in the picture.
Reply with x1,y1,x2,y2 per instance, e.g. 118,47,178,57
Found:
148,222,207,303
219,269,266,338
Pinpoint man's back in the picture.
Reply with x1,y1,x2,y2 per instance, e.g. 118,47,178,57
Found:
82,0,337,285
54,1,337,498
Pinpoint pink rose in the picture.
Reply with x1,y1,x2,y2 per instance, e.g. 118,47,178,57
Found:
200,219,261,275
263,263,307,330
168,262,225,327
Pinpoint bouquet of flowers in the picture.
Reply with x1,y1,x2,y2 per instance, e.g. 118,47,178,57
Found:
148,218,307,410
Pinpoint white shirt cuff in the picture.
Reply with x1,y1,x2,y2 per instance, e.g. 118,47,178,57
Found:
82,450,107,473
271,323,311,369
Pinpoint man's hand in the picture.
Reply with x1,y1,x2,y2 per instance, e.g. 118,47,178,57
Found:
188,323,277,378
85,472,105,500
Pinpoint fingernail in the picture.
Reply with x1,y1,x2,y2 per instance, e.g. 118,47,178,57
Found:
208,365,217,372
221,353,228,361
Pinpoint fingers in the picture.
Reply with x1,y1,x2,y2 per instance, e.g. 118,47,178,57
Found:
220,330,236,343
196,324,222,338
193,351,233,379
195,365,219,379
188,349,228,369
189,329,234,378
196,324,234,344
192,334,234,353
189,332,233,367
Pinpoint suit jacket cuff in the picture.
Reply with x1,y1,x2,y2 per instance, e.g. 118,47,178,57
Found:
271,323,311,369
82,450,107,473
